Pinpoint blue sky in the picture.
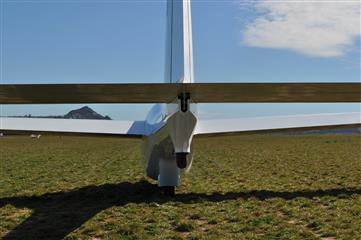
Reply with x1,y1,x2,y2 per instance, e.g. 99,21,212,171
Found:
0,0,360,120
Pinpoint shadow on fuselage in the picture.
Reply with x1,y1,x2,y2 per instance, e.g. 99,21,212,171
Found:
1,181,360,240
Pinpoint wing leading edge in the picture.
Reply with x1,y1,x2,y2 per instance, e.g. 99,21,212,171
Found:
195,112,361,136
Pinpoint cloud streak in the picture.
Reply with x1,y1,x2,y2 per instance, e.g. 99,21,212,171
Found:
242,0,361,57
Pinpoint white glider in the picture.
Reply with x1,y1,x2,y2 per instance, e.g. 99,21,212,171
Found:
1,0,360,195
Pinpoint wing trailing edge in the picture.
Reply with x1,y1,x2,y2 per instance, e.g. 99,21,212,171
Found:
0,118,145,137
1,113,360,137
195,112,361,136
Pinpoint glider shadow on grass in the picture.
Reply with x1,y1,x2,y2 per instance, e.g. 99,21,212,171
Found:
1,181,360,240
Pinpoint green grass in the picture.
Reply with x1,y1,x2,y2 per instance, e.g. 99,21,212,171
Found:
0,134,360,239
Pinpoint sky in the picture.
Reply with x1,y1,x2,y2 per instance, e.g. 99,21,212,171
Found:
0,0,360,120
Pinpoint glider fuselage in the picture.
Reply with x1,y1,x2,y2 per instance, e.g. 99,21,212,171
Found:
142,98,197,186
139,1,196,187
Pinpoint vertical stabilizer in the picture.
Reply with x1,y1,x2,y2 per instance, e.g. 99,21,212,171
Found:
165,0,194,84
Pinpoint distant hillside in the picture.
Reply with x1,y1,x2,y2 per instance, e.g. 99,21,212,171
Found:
10,106,111,120
64,106,111,120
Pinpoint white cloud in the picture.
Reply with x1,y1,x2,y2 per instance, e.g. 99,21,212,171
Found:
242,0,361,57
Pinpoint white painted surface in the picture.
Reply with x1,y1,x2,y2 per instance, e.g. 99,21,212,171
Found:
0,117,145,136
169,110,197,153
158,158,180,187
195,112,361,135
165,0,194,83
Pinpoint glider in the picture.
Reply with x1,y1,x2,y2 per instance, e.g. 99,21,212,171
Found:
1,0,360,196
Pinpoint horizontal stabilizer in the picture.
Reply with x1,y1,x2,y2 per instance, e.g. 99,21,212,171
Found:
1,83,360,104
195,113,361,136
0,118,145,137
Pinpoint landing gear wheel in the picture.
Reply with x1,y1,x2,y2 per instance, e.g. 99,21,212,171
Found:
176,153,188,169
163,186,175,196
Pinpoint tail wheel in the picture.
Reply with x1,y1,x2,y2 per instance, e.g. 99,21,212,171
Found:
163,186,175,196
176,153,188,169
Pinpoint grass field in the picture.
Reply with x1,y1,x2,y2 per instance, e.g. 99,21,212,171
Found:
0,134,360,240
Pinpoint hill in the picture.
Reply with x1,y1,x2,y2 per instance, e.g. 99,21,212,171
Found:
10,106,111,120
64,106,111,120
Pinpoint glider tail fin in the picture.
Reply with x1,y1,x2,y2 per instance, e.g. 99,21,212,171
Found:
165,0,194,84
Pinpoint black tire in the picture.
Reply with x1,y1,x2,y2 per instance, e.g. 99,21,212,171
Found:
176,153,188,169
163,186,175,196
